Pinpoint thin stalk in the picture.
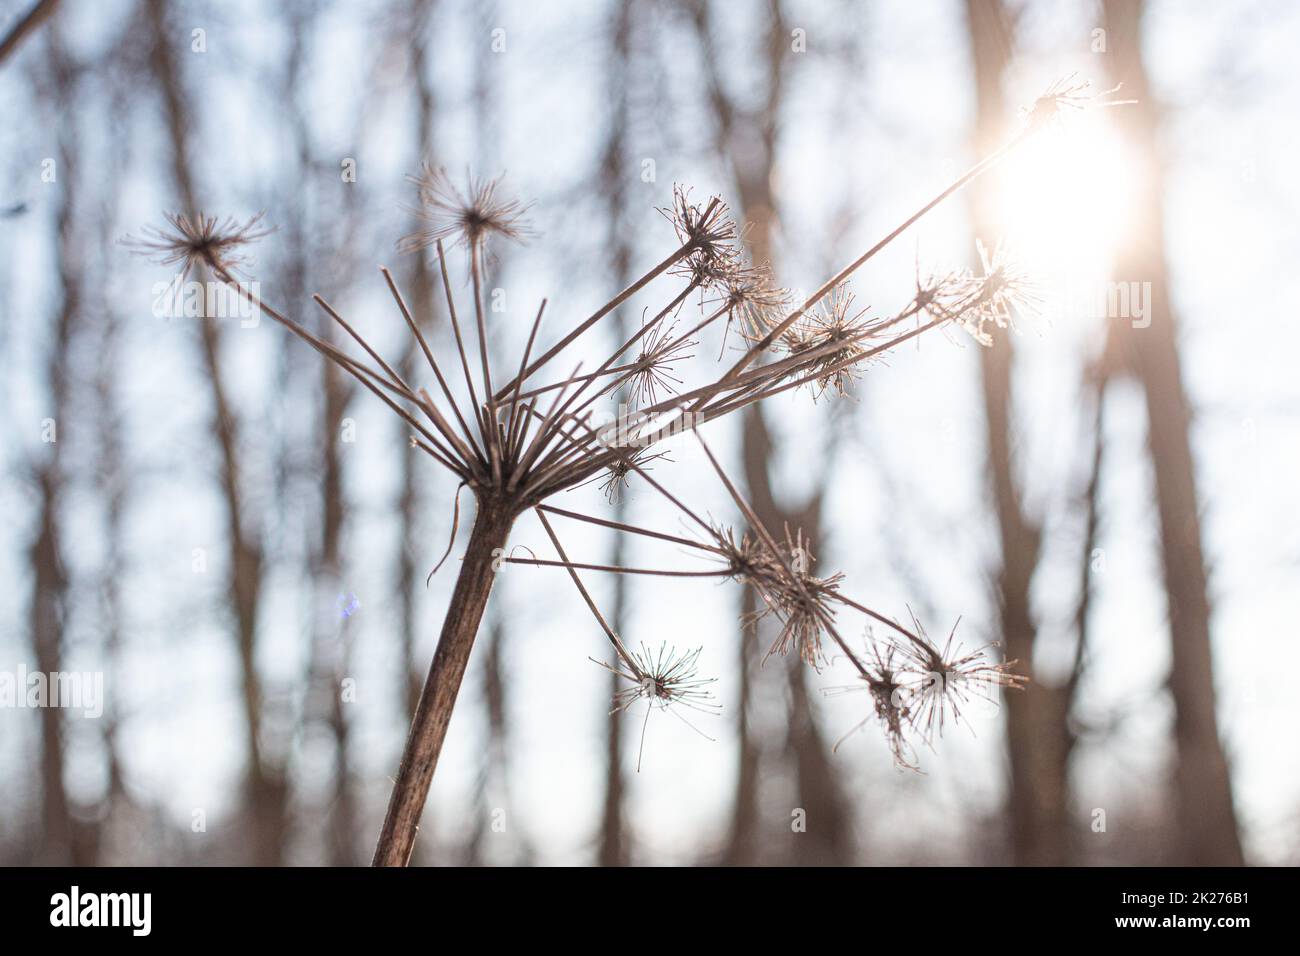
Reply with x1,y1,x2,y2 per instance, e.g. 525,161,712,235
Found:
372,499,515,866
503,301,548,465
380,266,484,462
534,509,638,670
708,136,1024,394
704,317,949,418
206,260,473,479
536,504,725,555
491,204,718,400
509,363,585,491
555,284,699,418
506,556,726,578
434,240,486,437
469,244,502,486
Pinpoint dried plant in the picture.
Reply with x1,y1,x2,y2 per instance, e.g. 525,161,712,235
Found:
773,286,874,400
714,262,791,346
955,239,1043,346
826,642,919,769
1020,73,1136,133
625,317,695,407
397,164,533,253
124,211,271,279
130,79,1127,866
894,612,1028,744
592,642,720,772
593,447,670,505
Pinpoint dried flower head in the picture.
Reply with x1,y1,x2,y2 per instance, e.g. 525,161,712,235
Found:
827,641,918,770
710,523,833,670
605,643,719,713
755,529,844,667
957,239,1042,346
661,185,738,290
761,582,832,667
397,164,532,254
714,521,843,668
1021,73,1136,134
596,447,669,504
715,264,790,345
777,286,874,400
675,246,740,292
913,254,972,324
661,184,736,256
594,642,720,770
125,212,271,278
627,319,695,407
709,524,769,585
897,616,1027,744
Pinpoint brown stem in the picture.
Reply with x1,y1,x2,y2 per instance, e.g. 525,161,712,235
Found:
371,498,515,867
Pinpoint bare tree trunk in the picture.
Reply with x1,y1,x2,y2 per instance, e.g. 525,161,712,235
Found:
1102,0,1243,866
28,34,82,867
385,7,442,867
723,575,763,864
397,467,425,719
596,502,631,866
372,501,514,866
743,413,855,865
144,0,284,864
399,0,441,724
325,632,360,866
93,174,132,856
316,332,358,865
462,611,502,865
598,573,629,864
30,463,71,864
784,605,854,864
686,0,854,865
963,0,1075,866
451,0,532,867
593,0,637,868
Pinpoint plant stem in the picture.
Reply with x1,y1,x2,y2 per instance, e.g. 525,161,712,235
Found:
371,498,514,867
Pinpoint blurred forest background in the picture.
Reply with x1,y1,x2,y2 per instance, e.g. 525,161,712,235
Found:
2,0,1298,866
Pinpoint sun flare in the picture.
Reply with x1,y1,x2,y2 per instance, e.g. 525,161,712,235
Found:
992,111,1141,278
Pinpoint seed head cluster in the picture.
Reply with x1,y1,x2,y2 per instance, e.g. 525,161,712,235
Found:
128,75,1122,777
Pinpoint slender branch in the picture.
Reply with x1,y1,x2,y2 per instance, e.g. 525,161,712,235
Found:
491,202,718,400
536,504,725,555
206,259,473,480
534,509,639,670
468,244,502,485
434,240,487,443
380,266,484,461
706,136,1024,395
505,556,727,578
504,299,547,463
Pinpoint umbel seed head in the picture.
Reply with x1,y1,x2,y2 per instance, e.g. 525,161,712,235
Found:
398,164,533,254
125,212,271,278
